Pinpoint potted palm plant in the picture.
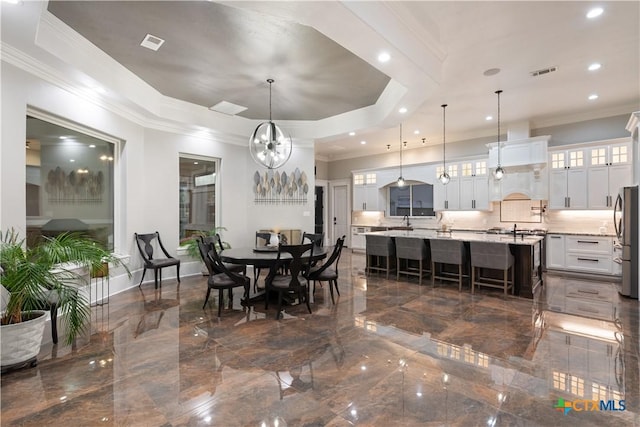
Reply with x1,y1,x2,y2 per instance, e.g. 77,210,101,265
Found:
180,227,229,273
0,229,129,370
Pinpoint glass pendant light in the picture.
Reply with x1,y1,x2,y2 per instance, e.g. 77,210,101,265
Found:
438,104,450,185
397,123,405,187
494,90,505,180
249,79,292,169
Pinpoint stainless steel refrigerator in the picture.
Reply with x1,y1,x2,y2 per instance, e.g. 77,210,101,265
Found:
615,185,639,298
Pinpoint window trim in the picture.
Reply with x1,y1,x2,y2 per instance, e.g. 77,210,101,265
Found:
26,107,123,253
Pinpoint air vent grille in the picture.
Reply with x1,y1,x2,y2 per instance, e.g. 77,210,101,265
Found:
530,66,558,77
140,34,165,51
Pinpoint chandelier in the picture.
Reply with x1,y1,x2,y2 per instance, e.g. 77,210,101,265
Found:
249,79,292,169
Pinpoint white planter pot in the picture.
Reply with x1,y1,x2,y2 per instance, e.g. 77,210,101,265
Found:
1,310,47,368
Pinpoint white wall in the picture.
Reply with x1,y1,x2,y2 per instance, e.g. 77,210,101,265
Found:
1,60,314,296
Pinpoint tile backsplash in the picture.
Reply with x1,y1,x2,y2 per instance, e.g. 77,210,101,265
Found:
353,203,616,235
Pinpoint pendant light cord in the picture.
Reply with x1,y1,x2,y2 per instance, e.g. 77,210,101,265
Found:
496,90,502,166
267,78,274,122
399,123,403,176
441,104,447,170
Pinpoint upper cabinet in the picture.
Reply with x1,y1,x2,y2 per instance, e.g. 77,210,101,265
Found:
548,139,632,210
434,160,492,211
488,136,548,169
548,148,587,209
587,141,632,209
459,160,491,210
434,164,460,210
353,172,381,211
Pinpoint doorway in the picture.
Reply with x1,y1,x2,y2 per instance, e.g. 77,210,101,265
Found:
314,186,324,235
331,182,349,246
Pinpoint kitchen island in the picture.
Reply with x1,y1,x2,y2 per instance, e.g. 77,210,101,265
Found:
365,230,543,298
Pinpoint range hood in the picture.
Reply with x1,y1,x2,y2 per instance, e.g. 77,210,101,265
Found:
487,132,550,201
487,135,550,171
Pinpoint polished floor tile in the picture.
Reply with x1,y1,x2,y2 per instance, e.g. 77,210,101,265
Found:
1,251,639,426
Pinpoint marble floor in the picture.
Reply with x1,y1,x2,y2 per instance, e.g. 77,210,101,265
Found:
1,251,639,426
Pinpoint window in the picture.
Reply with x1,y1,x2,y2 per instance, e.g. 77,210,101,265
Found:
25,115,115,250
179,155,219,240
388,183,434,217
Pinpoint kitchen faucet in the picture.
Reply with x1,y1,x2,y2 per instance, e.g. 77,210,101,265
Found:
403,215,411,227
513,223,517,237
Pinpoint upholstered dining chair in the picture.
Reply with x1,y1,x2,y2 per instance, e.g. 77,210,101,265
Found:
264,243,314,319
198,238,250,317
305,236,345,304
134,232,180,289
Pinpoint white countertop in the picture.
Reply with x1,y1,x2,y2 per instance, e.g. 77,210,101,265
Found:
365,230,544,246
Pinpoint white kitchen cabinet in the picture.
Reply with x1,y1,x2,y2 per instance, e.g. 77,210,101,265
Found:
434,164,459,210
459,160,491,210
548,149,587,209
546,234,618,276
587,141,632,209
353,173,380,211
546,234,565,269
350,226,369,251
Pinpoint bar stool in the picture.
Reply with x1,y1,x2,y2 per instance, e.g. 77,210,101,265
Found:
430,239,467,291
395,237,430,285
365,235,396,279
469,241,514,295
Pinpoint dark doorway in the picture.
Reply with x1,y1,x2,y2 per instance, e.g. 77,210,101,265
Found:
315,186,324,235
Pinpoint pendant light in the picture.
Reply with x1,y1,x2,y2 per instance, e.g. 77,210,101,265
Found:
249,79,292,169
494,90,505,180
438,104,450,185
397,123,405,187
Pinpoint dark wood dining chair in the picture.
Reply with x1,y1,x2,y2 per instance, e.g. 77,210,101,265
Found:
305,236,345,304
198,238,250,317
200,235,246,276
134,231,180,289
264,243,314,319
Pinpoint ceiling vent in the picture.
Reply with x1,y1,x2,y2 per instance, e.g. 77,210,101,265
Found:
530,66,558,77
209,101,248,115
140,34,165,51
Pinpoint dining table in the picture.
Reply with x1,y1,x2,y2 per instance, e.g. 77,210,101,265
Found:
219,245,328,305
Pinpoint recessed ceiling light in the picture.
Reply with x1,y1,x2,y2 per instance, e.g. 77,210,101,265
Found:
59,136,68,140
486,115,493,121
586,7,603,19
378,52,391,63
413,130,420,135
69,159,75,163
89,144,96,148
349,131,356,136
588,63,601,71
360,140,367,145
193,161,199,165
399,107,408,114
588,94,599,100
140,33,165,51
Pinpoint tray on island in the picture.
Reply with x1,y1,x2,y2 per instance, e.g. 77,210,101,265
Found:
253,246,279,253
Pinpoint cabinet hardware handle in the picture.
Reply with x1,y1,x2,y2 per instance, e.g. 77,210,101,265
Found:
577,258,599,262
577,240,599,244
550,236,561,239
577,289,599,294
